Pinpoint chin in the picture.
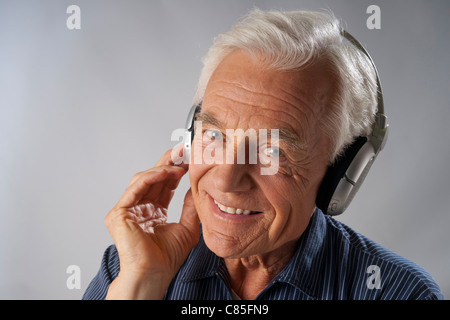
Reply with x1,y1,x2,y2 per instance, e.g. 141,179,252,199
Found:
201,228,261,259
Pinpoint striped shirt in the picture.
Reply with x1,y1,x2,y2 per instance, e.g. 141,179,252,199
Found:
83,209,444,300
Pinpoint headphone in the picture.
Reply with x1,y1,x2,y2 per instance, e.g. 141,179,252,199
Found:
182,30,389,216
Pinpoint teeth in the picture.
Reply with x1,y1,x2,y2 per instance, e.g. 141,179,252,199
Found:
214,199,256,215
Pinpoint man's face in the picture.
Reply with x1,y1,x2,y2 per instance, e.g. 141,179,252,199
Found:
189,50,334,259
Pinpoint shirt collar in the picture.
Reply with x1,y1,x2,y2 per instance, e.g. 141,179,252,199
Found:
177,209,327,296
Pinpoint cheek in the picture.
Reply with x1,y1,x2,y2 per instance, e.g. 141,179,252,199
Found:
188,132,218,192
188,162,215,219
188,163,201,191
261,175,317,239
188,163,207,200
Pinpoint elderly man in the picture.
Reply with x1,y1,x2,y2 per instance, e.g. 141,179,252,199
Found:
83,9,443,300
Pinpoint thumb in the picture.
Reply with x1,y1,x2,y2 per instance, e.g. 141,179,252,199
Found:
179,189,200,243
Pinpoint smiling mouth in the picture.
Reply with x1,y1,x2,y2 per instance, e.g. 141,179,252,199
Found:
213,198,261,215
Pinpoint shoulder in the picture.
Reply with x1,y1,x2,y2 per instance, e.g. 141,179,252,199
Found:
322,214,444,300
82,244,120,300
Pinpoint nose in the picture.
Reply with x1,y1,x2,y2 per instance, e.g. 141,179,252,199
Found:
209,131,257,193
212,163,254,193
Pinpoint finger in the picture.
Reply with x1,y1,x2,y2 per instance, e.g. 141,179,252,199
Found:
127,164,185,200
154,185,176,209
128,164,177,186
138,166,186,205
116,168,184,209
157,145,189,172
156,148,177,167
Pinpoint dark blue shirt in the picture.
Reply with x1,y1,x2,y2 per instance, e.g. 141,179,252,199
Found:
83,209,444,300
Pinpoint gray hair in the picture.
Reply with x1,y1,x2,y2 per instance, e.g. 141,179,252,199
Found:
193,9,378,164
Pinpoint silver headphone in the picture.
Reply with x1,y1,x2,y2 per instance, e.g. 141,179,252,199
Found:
182,30,389,216
316,30,389,215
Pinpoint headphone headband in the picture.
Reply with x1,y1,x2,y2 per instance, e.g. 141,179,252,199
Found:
341,29,389,154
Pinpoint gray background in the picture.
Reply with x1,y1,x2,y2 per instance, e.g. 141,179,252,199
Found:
0,0,449,299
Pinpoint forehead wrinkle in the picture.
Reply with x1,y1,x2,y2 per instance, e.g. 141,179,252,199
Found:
207,79,314,136
211,72,321,125
278,85,327,121
214,79,313,114
212,92,304,130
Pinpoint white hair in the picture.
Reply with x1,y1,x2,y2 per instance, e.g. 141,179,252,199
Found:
192,9,378,163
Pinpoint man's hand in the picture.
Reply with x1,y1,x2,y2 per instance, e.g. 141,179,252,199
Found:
104,147,200,299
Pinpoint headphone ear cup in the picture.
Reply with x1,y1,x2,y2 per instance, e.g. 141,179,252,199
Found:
337,150,375,212
316,136,375,215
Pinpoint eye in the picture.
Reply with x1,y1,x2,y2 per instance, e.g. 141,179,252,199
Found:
204,129,223,142
263,146,282,158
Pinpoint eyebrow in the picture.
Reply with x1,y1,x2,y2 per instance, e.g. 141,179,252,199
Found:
195,111,307,153
269,128,308,153
195,111,224,128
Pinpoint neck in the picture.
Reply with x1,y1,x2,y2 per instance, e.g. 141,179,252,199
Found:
224,239,298,300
